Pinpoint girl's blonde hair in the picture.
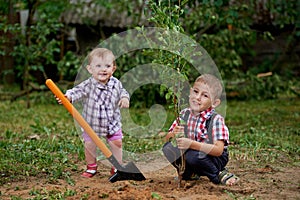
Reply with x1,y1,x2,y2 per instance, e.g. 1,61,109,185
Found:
195,74,223,100
87,48,116,66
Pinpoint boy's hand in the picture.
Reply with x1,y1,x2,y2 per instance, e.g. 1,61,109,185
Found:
176,138,193,149
166,125,184,141
173,125,184,135
118,97,129,108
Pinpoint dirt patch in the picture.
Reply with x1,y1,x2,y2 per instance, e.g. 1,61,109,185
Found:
1,159,299,200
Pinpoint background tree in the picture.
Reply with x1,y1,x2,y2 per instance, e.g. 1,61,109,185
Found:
0,0,299,105
0,0,79,107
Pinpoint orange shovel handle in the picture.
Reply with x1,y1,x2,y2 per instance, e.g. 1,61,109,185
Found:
45,79,112,158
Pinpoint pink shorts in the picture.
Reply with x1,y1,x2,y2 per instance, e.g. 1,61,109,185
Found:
82,129,123,142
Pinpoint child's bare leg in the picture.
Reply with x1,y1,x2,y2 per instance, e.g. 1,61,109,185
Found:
109,139,123,164
81,141,97,178
85,141,97,164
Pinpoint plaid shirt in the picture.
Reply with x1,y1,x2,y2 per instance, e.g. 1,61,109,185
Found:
65,76,129,136
169,107,229,147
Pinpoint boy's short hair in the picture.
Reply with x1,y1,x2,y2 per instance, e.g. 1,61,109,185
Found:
195,74,223,100
88,48,116,65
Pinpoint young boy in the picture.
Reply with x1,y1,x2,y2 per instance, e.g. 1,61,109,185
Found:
58,48,129,178
163,74,239,185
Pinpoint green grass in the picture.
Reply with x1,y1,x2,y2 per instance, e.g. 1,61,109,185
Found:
0,96,299,190
226,98,300,164
0,100,83,185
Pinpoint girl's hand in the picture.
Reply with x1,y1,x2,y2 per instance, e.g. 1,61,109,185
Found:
55,95,70,104
118,98,129,108
176,138,193,149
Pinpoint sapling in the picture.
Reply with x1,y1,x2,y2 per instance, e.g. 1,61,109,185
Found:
147,0,190,188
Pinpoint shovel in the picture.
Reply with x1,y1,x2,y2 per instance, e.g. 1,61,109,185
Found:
45,79,146,182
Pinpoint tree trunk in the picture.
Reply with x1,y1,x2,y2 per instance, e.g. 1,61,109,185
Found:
0,0,16,85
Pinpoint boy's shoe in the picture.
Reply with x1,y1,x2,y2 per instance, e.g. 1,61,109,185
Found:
218,169,240,185
182,173,200,181
189,173,201,180
81,165,97,178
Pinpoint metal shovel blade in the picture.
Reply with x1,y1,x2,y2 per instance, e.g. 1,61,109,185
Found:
108,157,146,182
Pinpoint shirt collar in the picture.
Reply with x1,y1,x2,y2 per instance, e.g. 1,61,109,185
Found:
91,77,114,89
200,107,214,120
189,107,214,119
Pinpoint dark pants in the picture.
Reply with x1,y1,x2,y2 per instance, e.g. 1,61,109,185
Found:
182,149,228,184
162,142,228,184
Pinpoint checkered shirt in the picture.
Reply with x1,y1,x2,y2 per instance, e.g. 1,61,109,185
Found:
65,76,129,136
169,108,229,147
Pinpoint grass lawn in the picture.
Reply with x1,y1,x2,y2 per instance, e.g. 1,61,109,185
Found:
0,95,299,199
227,98,299,162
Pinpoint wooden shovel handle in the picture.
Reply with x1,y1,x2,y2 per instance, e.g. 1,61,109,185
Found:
45,79,112,158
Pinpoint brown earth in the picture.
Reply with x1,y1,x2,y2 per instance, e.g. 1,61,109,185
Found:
1,158,299,200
